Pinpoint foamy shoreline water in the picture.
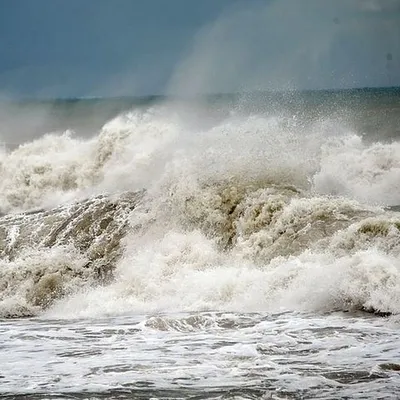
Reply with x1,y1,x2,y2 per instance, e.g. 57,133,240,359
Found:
1,311,400,399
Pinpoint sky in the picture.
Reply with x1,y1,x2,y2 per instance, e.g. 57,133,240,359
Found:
0,0,399,98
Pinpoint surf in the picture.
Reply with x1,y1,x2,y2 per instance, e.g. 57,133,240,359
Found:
1,94,400,318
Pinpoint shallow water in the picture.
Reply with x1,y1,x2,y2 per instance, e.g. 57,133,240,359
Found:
1,311,399,399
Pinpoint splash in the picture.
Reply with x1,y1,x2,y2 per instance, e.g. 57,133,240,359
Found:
1,101,400,318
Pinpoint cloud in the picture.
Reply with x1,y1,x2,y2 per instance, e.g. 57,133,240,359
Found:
167,0,400,95
357,0,400,12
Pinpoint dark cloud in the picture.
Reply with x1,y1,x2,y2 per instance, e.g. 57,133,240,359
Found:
0,0,399,97
357,0,400,12
0,0,236,97
168,0,400,95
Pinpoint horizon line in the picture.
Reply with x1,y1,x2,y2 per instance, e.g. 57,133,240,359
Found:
1,85,399,102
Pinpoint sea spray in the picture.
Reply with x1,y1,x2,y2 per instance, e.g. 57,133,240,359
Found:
0,192,142,317
1,99,400,318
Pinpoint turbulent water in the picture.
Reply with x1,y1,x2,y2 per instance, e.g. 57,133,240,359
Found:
1,88,400,399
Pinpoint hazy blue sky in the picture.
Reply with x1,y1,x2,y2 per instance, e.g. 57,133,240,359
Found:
0,0,399,97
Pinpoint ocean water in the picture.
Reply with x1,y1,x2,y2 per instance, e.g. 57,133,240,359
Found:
1,88,400,399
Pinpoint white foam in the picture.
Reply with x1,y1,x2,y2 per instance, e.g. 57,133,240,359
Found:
1,103,399,213
47,220,400,318
313,134,400,206
0,244,89,318
1,103,400,318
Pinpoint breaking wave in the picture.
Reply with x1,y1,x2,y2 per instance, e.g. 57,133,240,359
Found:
1,100,400,318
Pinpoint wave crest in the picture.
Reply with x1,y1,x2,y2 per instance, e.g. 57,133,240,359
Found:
1,103,400,318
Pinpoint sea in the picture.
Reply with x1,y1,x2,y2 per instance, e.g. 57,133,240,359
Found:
0,87,400,399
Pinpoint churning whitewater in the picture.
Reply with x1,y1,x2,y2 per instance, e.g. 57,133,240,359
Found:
1,99,400,320
1,94,400,399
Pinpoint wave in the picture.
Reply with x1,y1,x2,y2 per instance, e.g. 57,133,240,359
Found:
1,101,400,318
